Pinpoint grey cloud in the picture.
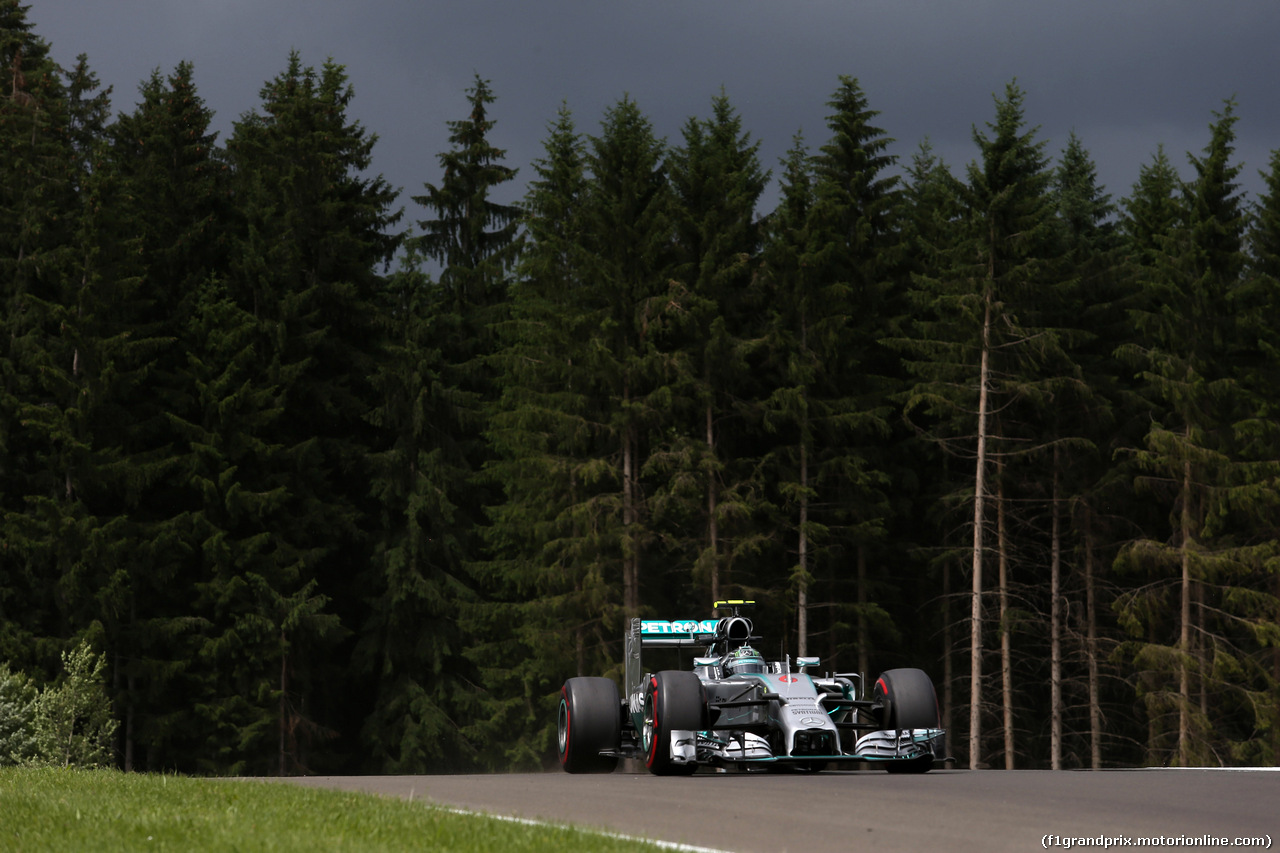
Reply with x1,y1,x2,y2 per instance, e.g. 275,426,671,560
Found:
31,0,1280,215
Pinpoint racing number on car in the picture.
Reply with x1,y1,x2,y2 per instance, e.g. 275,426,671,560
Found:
778,675,798,683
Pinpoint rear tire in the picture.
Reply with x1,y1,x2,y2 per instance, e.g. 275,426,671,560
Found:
558,677,621,773
873,668,939,775
643,670,703,776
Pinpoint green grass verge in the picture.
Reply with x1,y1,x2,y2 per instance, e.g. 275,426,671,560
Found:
0,767,663,852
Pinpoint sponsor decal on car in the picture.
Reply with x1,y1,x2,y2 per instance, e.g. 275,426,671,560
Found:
641,619,720,635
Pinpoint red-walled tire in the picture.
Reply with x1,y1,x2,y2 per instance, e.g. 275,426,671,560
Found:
873,668,940,774
642,670,703,776
558,677,621,773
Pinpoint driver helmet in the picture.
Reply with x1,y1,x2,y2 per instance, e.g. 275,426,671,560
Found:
726,645,766,675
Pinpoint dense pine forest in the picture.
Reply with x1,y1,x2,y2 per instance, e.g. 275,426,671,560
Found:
3,3,1279,774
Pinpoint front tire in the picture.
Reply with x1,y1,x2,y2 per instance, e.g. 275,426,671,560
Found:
873,668,940,775
643,670,703,776
558,677,621,773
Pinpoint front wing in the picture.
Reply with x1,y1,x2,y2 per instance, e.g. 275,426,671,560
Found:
653,726,946,769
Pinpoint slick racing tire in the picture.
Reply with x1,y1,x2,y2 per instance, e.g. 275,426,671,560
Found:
643,670,704,776
558,677,621,774
873,668,940,775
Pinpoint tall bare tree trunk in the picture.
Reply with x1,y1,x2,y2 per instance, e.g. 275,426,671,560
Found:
1192,584,1203,732
970,292,992,770
279,630,288,776
1050,453,1062,770
1178,451,1192,766
1084,509,1102,769
857,545,869,679
1274,571,1280,766
796,314,810,658
797,439,809,658
115,643,135,773
623,419,639,617
1146,617,1161,765
706,403,720,603
998,465,1014,769
575,627,585,678
943,559,954,747
1196,583,1207,723
122,601,136,773
124,700,134,773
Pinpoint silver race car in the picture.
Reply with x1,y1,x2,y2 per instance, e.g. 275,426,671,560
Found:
558,600,947,775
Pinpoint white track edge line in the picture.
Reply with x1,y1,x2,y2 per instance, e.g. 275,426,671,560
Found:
438,805,735,853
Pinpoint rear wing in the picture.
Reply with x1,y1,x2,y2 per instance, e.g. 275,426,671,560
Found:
625,618,719,716
638,619,720,647
625,602,756,718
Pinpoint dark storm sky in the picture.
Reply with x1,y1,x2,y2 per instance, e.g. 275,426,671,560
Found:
28,0,1280,218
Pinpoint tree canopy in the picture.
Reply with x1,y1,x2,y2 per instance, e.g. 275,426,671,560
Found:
3,6,1279,771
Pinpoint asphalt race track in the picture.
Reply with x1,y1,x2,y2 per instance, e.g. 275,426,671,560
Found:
280,767,1279,852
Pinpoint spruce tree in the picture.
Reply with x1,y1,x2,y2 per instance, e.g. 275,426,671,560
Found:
467,105,613,768
1237,149,1280,764
899,82,1065,768
1114,100,1262,766
662,91,768,605
1045,132,1120,768
761,78,900,660
409,74,519,548
356,249,479,773
352,75,518,773
413,73,520,353
224,52,399,773
75,61,232,772
758,133,818,647
1248,150,1280,282
580,96,674,618
804,76,901,665
895,141,966,737
0,0,89,669
410,76,519,551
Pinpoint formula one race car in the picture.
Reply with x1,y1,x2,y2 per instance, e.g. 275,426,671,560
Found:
557,601,946,775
